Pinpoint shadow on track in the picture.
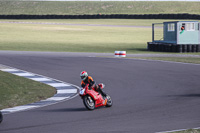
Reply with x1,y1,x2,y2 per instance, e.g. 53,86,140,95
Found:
45,107,87,113
167,94,200,98
179,94,200,98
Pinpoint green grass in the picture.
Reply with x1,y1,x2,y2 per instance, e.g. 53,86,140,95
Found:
0,19,199,54
0,1,200,15
130,57,200,64
0,19,153,53
0,70,56,110
0,19,169,26
0,19,200,65
0,19,199,51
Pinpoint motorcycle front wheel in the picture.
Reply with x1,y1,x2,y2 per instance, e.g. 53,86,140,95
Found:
106,95,112,107
0,111,3,123
83,95,95,110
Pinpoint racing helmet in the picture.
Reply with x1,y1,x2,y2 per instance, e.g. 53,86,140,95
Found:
80,71,88,81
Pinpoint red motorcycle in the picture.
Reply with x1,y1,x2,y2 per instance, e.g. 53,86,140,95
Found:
79,83,112,110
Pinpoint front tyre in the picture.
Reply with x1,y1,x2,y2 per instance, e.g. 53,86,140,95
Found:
83,95,95,110
106,95,112,107
0,111,3,123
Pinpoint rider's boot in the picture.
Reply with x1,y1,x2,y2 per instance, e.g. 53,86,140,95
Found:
98,87,107,98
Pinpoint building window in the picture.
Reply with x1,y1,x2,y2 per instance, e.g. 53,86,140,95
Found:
168,23,175,31
186,23,195,31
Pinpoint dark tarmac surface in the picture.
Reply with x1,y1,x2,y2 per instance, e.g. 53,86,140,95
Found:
0,51,200,133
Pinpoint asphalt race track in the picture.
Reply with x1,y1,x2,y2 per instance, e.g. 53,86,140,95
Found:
0,51,200,133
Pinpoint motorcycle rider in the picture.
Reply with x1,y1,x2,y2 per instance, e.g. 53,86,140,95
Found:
80,71,107,97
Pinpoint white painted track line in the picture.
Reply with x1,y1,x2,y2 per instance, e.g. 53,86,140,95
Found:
57,89,77,94
29,77,52,81
1,69,19,72
1,106,38,112
13,73,35,76
0,65,79,114
45,97,69,101
156,127,200,133
47,83,70,87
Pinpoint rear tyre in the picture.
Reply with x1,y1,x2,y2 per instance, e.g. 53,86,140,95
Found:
106,95,112,107
83,95,95,110
0,111,3,123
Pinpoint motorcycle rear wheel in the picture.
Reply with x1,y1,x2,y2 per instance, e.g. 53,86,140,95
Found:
83,95,95,110
0,111,3,123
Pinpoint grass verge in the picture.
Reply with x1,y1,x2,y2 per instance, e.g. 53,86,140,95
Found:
169,129,200,133
130,57,200,64
0,70,56,110
0,19,199,54
0,19,151,53
0,1,200,15
0,19,200,64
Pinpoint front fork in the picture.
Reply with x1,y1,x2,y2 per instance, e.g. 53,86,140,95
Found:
88,96,93,103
